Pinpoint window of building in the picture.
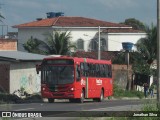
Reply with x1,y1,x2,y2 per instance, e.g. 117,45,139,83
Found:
90,38,106,51
77,39,84,50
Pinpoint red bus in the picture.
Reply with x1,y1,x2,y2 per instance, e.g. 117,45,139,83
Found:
36,56,113,103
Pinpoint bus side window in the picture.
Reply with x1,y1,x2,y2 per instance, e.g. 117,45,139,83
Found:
80,63,84,76
96,64,100,77
108,65,112,78
100,64,104,77
84,63,89,77
106,65,109,77
90,64,94,77
93,64,96,77
76,65,80,81
88,63,92,77
104,65,107,77
102,64,105,77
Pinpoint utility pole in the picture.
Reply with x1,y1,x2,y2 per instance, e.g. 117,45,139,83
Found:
98,26,101,60
157,0,160,103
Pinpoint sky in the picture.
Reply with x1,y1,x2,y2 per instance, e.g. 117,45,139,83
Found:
0,0,157,34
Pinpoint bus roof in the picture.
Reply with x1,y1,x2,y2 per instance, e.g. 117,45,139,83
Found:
44,56,111,64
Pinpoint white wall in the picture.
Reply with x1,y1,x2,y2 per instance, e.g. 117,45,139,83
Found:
10,62,41,94
17,27,146,52
107,33,146,51
18,28,53,51
17,27,103,52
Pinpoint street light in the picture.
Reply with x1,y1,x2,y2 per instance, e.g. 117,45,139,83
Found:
98,26,101,60
122,42,134,91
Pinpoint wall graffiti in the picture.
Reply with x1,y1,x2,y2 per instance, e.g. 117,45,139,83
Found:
19,73,40,94
20,75,28,89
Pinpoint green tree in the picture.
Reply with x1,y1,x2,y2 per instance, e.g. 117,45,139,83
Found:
133,25,157,75
23,36,45,54
23,31,75,55
136,25,157,64
120,18,146,31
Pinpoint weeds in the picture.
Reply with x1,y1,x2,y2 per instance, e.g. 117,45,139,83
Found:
113,84,144,99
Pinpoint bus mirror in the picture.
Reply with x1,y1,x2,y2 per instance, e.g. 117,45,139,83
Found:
36,64,41,74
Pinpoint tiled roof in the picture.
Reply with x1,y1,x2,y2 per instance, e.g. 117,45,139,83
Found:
102,28,145,33
13,18,59,28
13,16,130,28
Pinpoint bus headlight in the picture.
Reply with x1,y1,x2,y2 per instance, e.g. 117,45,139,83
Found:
42,87,46,91
70,87,74,91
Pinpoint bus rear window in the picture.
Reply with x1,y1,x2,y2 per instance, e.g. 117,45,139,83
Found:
42,59,74,65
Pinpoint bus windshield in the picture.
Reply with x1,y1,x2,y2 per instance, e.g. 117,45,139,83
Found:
41,65,74,85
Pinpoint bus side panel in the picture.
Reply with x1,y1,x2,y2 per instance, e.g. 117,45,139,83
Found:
73,77,85,98
104,78,113,98
88,77,99,98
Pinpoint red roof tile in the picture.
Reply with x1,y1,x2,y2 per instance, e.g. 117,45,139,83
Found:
13,16,130,28
13,17,59,28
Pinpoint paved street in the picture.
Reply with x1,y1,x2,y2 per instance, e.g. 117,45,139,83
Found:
0,98,157,120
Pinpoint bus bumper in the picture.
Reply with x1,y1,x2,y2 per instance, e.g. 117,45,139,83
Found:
41,91,75,99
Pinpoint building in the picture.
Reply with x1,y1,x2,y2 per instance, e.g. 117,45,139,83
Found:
0,51,46,94
13,12,146,52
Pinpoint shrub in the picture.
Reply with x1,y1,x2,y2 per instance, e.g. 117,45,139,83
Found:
113,83,144,99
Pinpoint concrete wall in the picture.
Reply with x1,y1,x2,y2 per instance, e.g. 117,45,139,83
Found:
10,62,41,94
112,64,132,90
18,28,53,51
107,33,146,51
17,27,146,52
17,27,105,52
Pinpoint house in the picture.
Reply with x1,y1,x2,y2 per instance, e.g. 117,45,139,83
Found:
0,51,46,94
0,39,47,94
13,12,146,52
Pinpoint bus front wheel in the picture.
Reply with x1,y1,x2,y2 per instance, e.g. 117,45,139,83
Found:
77,90,85,103
48,98,55,103
69,98,76,103
98,90,104,102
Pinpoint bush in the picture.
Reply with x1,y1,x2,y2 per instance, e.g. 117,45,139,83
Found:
0,93,22,103
113,84,144,99
0,93,42,104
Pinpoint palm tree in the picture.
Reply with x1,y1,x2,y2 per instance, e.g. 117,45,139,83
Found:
132,24,157,75
24,31,76,55
136,25,157,65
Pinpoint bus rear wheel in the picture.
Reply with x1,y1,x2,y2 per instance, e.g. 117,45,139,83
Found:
48,98,55,103
93,90,104,102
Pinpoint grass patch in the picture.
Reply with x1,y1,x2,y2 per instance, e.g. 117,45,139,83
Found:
113,84,144,99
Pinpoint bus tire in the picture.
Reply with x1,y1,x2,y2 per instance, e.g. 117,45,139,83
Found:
48,98,54,103
69,98,76,103
98,89,104,102
77,89,85,103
